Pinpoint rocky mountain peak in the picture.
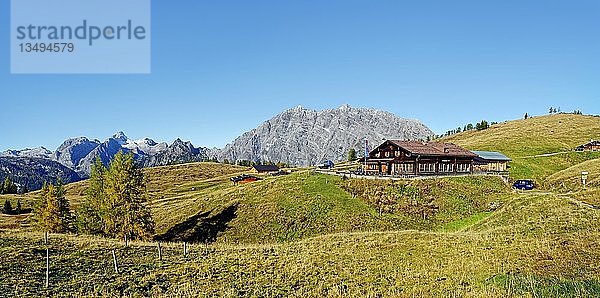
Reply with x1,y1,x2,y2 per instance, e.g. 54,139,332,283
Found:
216,105,434,166
112,131,129,145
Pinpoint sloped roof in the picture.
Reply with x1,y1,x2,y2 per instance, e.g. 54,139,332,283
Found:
581,140,600,146
384,140,477,157
252,164,280,172
471,150,511,161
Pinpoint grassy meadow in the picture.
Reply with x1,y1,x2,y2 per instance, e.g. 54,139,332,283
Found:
1,192,599,297
0,113,599,297
444,114,600,185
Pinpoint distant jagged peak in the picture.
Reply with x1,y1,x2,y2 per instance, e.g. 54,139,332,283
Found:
283,104,387,115
0,146,52,159
338,103,352,110
112,131,129,145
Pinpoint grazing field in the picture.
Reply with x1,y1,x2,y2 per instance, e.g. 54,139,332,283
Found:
546,158,600,192
444,114,600,184
508,152,600,183
1,114,600,297
149,171,512,244
1,192,599,297
443,114,600,157
0,162,511,245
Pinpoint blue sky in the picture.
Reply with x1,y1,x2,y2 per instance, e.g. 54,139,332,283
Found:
1,0,598,151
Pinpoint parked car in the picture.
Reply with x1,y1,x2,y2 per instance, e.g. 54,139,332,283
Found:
318,160,335,169
513,179,535,190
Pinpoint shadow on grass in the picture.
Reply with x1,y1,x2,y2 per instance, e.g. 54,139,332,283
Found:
155,203,238,243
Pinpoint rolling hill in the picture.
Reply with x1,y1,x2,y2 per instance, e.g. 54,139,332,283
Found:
1,112,599,297
443,113,600,184
0,162,511,244
1,191,598,297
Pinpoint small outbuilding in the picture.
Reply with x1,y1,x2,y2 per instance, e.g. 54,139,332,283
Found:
249,164,280,174
231,174,262,184
576,140,600,152
472,151,511,173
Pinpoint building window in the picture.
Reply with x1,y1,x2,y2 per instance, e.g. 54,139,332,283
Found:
440,163,453,172
402,163,414,173
457,163,471,172
385,151,390,157
419,163,435,173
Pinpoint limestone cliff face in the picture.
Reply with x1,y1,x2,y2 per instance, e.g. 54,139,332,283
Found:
217,105,434,166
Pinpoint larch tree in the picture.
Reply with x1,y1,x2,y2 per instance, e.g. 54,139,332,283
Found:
34,181,72,233
76,157,106,235
77,152,154,240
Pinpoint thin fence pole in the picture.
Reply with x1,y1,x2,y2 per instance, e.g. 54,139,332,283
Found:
157,242,162,262
45,248,49,288
112,249,119,274
183,242,187,258
44,231,48,245
124,235,128,248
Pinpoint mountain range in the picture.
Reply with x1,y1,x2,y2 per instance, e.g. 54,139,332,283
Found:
0,105,434,191
0,132,209,191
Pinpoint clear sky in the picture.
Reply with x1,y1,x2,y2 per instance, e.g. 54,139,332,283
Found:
1,0,599,151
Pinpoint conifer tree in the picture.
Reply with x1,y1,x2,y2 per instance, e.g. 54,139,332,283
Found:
2,177,17,194
77,152,154,239
34,181,72,233
348,148,357,161
15,200,22,215
76,158,106,235
103,152,154,239
2,200,12,215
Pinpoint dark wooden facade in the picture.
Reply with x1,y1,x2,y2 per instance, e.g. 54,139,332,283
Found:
249,164,280,174
576,140,600,152
359,140,476,176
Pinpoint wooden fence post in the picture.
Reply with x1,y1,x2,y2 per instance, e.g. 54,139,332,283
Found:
112,249,119,274
45,248,49,288
183,242,187,258
124,235,128,248
44,231,48,245
157,242,162,262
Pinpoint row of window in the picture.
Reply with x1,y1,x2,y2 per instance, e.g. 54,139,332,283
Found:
375,150,403,158
456,163,471,172
419,163,435,173
394,163,414,173
439,163,454,172
366,164,379,170
368,162,471,173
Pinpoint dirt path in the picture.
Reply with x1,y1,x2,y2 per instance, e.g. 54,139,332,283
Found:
518,151,571,159
518,190,599,210
557,194,600,210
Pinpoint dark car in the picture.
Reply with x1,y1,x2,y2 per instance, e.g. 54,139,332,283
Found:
318,160,335,169
513,179,535,190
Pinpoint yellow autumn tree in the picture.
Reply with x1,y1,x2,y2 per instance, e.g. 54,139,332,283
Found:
34,181,72,233
77,152,154,240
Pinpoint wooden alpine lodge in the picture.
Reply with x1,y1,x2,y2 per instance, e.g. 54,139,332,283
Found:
358,140,510,177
